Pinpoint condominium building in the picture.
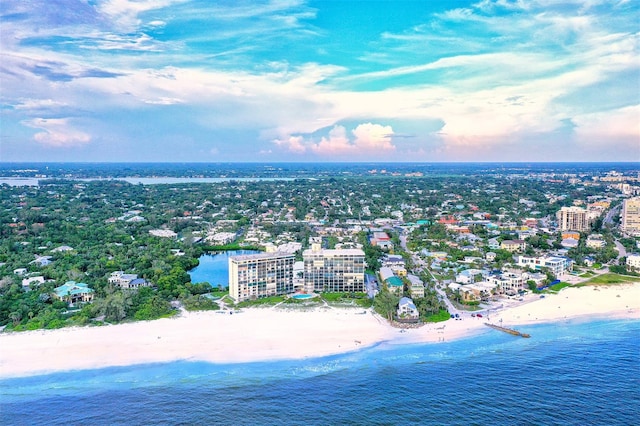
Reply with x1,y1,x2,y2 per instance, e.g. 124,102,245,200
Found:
303,245,365,293
515,255,573,278
229,252,295,302
621,197,640,236
556,206,589,232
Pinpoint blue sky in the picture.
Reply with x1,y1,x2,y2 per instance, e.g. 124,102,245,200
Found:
1,0,638,162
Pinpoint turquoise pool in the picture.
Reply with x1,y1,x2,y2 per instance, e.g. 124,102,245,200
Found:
292,294,315,300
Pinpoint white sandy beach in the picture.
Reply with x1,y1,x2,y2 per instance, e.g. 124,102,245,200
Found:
1,283,639,379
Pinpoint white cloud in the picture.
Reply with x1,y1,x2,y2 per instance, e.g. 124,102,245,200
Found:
274,135,307,154
573,105,640,144
311,126,351,155
98,0,187,31
23,118,91,147
275,123,396,157
352,123,395,151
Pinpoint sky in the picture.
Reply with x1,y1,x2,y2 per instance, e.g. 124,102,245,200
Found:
0,0,638,163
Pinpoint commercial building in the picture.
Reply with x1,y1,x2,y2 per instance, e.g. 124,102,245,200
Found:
303,244,365,293
229,252,295,302
556,206,589,232
621,197,640,236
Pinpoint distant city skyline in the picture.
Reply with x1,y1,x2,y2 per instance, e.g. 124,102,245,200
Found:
1,0,638,163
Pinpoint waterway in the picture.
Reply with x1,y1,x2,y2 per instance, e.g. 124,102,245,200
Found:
188,250,260,288
0,177,295,186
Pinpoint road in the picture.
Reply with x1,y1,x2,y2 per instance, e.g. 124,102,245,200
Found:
603,204,621,227
614,239,627,260
399,232,459,314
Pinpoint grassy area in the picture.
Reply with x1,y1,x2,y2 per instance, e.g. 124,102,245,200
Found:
578,273,640,286
320,292,373,308
580,271,596,278
423,309,450,323
236,295,285,307
547,282,573,292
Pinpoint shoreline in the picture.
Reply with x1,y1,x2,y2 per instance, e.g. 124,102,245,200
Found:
1,283,638,379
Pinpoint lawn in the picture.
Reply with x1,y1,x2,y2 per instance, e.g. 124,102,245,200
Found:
547,282,573,292
578,273,640,286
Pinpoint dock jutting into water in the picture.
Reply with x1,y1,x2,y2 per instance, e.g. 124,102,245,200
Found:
485,323,531,338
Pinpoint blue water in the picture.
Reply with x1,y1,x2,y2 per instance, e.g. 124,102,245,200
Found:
188,250,260,287
1,319,638,425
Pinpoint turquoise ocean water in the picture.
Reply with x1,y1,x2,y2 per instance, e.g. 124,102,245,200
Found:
1,318,638,425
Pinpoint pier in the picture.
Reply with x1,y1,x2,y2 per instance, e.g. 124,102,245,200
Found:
485,323,530,338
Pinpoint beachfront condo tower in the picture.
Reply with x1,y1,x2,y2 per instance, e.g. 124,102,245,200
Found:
556,206,589,232
303,242,365,293
229,252,295,302
621,197,640,236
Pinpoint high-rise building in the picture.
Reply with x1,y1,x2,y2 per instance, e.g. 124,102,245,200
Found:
556,206,589,232
303,243,365,293
228,252,295,302
621,197,640,236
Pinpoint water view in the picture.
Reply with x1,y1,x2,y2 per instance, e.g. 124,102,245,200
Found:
188,250,261,289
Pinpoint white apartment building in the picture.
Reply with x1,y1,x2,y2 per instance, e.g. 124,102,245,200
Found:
303,244,365,293
515,255,573,278
626,254,640,272
229,252,295,302
621,197,640,236
556,206,589,232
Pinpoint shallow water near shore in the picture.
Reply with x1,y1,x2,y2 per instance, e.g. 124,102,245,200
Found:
1,318,638,425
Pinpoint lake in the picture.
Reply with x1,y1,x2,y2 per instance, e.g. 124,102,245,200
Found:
188,250,261,288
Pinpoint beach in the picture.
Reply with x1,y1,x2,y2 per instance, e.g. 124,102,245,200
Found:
1,283,639,379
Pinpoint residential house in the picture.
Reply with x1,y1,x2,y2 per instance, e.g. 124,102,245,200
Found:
51,245,74,253
31,256,53,267
488,238,500,250
397,297,419,320
455,268,484,284
370,231,393,250
22,276,45,288
379,267,404,294
382,254,406,273
53,281,94,305
586,234,606,249
108,271,152,290
406,274,425,298
500,239,527,252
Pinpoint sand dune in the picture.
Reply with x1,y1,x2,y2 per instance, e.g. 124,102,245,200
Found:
1,283,638,379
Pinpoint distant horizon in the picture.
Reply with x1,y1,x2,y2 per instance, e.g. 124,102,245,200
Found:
1,1,638,163
1,160,639,165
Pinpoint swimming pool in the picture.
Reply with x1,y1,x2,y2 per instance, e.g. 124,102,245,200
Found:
292,294,316,300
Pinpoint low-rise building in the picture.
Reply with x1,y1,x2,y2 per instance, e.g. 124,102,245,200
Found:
406,274,425,298
22,276,45,288
53,281,94,305
500,239,527,252
397,297,419,320
626,254,640,272
455,268,483,284
108,271,151,290
586,234,606,249
515,255,573,278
